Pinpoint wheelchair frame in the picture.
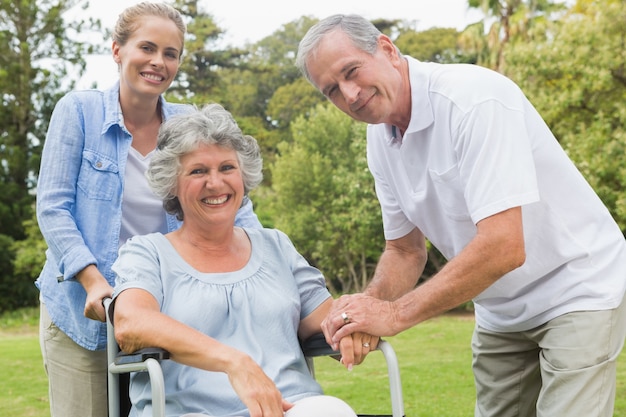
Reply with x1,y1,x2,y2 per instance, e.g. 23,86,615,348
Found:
104,298,405,417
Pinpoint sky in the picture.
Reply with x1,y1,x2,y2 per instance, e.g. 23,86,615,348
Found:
67,0,484,89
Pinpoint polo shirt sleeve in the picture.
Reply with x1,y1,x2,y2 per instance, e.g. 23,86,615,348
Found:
454,83,541,224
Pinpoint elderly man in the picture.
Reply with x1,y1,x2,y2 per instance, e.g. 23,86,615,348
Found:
296,13,626,417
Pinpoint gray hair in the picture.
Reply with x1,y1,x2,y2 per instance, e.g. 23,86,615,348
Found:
296,14,382,85
147,103,263,220
112,2,186,60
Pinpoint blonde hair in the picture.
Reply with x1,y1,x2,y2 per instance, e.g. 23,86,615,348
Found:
112,2,186,59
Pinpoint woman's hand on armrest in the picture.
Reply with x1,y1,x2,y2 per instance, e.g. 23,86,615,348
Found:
338,332,380,370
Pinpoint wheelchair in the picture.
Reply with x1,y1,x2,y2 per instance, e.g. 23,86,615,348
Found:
104,298,405,417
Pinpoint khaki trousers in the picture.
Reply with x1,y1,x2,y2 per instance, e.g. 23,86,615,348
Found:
472,296,626,417
40,302,108,417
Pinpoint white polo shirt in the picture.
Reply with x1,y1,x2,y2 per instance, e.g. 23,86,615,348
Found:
367,58,626,332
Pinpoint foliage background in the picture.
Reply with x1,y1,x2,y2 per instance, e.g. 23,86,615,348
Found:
1,0,625,312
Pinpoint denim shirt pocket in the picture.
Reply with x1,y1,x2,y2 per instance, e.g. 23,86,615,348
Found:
77,150,119,200
428,164,471,221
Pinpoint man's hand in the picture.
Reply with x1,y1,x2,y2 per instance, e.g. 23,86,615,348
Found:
321,294,401,350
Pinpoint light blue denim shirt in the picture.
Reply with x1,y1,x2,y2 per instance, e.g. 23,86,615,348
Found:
36,82,261,351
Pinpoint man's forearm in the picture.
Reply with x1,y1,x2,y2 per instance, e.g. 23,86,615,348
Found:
364,243,426,301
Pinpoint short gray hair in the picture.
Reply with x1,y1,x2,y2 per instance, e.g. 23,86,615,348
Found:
296,14,382,85
147,103,263,220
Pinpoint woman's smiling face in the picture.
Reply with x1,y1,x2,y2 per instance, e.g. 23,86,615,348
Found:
175,143,244,227
113,16,183,98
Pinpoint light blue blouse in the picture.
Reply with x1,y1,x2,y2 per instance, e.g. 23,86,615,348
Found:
112,228,330,417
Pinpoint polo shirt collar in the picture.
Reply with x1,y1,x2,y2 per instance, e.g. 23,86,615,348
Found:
405,56,435,134
380,56,434,147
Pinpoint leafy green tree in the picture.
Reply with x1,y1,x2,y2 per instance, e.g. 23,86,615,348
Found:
0,235,16,312
167,0,240,105
267,103,452,293
0,0,98,311
269,104,383,293
214,15,320,124
395,27,470,64
266,77,325,137
225,16,326,189
505,0,626,232
0,0,96,240
466,0,566,69
457,21,490,65
5,213,46,311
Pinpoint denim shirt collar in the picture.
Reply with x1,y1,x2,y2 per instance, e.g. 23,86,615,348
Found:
101,81,173,135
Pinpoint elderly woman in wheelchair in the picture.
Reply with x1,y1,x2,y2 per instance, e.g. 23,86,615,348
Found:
110,103,378,417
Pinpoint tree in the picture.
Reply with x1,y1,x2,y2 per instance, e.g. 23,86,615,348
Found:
0,0,98,311
266,77,325,138
167,0,238,104
466,0,567,70
395,27,470,64
0,0,95,240
504,0,626,231
223,16,326,190
269,104,384,293
225,16,323,129
4,212,47,311
267,103,451,293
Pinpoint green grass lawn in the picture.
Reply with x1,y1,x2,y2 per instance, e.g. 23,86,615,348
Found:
314,313,476,416
1,308,625,416
0,308,49,417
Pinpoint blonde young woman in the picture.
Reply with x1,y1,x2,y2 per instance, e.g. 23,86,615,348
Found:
36,3,260,417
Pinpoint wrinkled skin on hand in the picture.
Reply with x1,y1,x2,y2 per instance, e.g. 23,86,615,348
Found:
322,294,399,350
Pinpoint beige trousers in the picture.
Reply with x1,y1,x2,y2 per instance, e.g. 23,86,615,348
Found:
472,296,626,417
39,302,108,417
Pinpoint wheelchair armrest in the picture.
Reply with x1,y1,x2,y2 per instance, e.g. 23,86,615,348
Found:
104,297,169,417
301,333,339,357
115,347,170,365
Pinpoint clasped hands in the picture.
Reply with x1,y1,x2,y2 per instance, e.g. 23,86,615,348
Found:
322,293,400,366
